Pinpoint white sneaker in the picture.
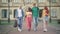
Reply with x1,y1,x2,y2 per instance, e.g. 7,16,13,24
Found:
18,27,22,32
43,29,47,32
34,28,37,32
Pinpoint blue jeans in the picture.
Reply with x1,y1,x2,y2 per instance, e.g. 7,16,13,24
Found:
17,17,23,29
43,16,49,23
33,17,38,31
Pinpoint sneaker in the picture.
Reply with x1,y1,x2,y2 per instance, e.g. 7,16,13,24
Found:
18,27,22,32
28,29,31,31
43,29,47,32
34,29,37,32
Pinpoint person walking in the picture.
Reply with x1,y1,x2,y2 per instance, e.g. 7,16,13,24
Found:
32,3,39,31
15,6,24,32
42,6,49,32
25,7,32,31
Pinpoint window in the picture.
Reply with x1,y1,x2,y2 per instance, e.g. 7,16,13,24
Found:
14,9,17,18
48,0,56,3
2,9,7,18
14,0,21,3
24,0,31,3
51,0,56,3
38,0,46,3
51,8,57,18
2,0,8,3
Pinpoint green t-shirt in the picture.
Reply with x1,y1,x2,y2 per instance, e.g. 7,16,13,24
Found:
32,7,39,17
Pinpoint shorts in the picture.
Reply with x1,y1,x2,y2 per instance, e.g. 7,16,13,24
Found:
43,16,49,22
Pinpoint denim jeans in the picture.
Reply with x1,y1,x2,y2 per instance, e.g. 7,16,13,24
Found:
17,17,23,29
43,16,49,29
33,17,38,31
43,16,49,23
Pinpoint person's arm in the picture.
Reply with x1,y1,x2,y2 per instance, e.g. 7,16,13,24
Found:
31,12,32,17
25,12,27,17
47,9,50,18
37,7,39,11
22,9,24,17
15,9,18,20
37,7,39,17
29,12,32,16
32,7,33,16
42,10,44,17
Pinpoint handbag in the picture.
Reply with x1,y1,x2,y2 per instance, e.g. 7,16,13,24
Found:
14,20,17,27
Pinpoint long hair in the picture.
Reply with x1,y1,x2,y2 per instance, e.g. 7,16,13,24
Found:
28,7,32,12
44,6,49,14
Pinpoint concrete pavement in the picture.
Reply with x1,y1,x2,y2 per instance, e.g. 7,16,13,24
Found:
0,20,60,34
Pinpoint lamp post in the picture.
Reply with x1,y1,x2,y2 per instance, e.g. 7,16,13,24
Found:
49,0,51,23
8,0,10,23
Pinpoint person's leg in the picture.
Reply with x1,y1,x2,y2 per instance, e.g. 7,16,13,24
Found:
29,22,31,30
45,16,49,31
33,17,35,31
43,16,48,32
28,17,30,31
30,17,32,30
43,18,46,29
35,17,38,28
28,22,31,31
17,17,22,32
45,21,48,28
19,17,23,29
17,17,20,28
17,17,21,32
33,17,38,31
43,17,46,32
28,17,32,31
35,17,38,31
26,17,30,31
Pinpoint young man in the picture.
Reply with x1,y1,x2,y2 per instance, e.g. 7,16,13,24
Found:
32,3,39,31
15,6,24,32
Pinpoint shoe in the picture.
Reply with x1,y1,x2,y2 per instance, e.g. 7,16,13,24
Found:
18,27,22,32
43,29,47,32
34,29,37,32
28,29,30,31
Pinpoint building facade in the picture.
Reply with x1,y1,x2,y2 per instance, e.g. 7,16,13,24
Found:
0,0,60,20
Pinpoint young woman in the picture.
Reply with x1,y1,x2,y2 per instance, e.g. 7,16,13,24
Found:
25,7,32,31
42,6,49,32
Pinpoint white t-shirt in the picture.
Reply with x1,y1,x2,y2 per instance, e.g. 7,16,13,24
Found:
17,8,22,17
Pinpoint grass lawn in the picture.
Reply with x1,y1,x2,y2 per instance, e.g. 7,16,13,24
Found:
49,20,60,27
0,20,60,27
0,20,14,25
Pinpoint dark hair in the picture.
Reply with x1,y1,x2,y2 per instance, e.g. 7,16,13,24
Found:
28,7,32,12
33,3,36,6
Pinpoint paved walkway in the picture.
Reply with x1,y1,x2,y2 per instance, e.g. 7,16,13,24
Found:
0,21,60,34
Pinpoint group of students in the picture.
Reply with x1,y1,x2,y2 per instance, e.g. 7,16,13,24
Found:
15,3,49,32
